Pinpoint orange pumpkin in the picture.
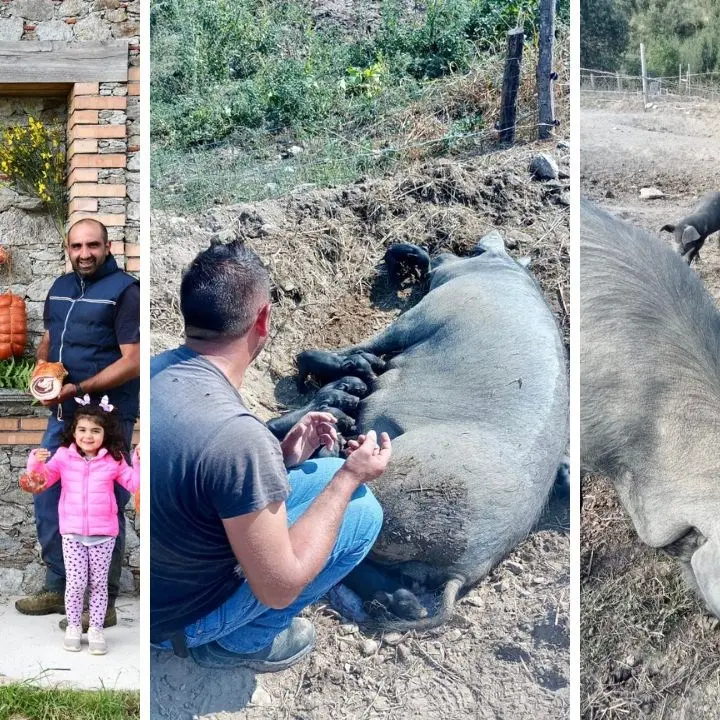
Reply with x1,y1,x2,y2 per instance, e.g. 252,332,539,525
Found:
0,293,27,360
0,246,8,265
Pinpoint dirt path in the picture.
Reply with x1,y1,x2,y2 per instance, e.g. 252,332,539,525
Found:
150,141,570,720
581,94,720,720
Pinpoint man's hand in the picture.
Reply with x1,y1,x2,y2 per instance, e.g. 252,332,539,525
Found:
336,430,392,489
280,411,338,468
39,382,76,407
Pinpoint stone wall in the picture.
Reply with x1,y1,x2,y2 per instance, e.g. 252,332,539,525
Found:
0,0,140,45
0,98,67,350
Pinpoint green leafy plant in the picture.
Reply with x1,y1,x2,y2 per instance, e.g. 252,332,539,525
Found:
342,60,388,97
0,356,35,391
0,117,67,240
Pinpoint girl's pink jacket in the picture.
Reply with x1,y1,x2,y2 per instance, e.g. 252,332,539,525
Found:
27,445,140,537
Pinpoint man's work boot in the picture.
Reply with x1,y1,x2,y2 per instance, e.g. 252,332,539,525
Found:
189,618,316,673
15,590,65,616
59,605,117,632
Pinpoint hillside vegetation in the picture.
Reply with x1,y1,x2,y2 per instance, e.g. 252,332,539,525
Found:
582,0,720,76
151,0,569,211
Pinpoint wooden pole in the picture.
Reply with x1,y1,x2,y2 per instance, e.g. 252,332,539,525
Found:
679,64,682,93
590,73,595,90
536,0,555,139
616,71,622,91
640,43,648,108
499,28,524,144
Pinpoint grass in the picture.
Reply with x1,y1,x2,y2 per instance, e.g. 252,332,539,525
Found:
0,683,139,720
151,0,570,213
580,475,720,720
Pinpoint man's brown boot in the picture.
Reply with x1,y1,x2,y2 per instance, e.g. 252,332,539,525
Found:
58,606,117,632
15,590,65,615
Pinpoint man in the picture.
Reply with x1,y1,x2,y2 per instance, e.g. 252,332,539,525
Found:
15,218,140,629
151,240,390,671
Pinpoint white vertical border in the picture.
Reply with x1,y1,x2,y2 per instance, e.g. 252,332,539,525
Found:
139,0,151,716
569,0,581,716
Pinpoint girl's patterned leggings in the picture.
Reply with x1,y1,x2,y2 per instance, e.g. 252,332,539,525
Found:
61,536,115,630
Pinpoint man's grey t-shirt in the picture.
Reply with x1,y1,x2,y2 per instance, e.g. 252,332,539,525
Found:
150,346,290,639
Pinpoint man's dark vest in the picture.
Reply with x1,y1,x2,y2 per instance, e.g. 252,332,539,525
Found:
46,254,139,421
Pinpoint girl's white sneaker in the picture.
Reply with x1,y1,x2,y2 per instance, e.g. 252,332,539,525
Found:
88,627,108,655
63,625,82,652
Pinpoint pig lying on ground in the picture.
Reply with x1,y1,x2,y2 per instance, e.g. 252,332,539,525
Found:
582,200,720,617
286,233,568,630
661,191,720,264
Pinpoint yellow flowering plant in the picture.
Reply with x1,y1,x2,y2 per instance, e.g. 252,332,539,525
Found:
0,116,67,239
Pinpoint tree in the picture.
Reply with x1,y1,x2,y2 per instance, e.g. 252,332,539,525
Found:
581,0,631,70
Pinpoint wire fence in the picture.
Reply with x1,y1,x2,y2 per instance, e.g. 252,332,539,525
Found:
581,67,720,103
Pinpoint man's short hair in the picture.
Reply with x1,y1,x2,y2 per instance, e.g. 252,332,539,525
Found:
67,217,108,244
181,240,271,339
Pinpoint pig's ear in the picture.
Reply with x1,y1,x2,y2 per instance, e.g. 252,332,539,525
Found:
660,224,675,233
680,225,701,249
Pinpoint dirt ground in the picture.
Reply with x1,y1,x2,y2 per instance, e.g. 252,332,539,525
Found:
580,92,720,720
150,139,570,719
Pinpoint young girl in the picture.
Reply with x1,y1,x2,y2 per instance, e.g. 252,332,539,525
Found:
20,396,140,655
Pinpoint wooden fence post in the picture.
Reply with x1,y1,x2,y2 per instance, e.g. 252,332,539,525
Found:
616,72,622,91
536,0,555,139
640,43,648,108
499,28,524,144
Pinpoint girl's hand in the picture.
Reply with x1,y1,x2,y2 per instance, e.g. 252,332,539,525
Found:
33,448,51,463
19,471,47,494
134,445,140,460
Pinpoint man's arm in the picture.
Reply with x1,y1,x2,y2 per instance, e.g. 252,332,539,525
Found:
48,342,140,405
75,342,140,394
36,331,50,362
222,431,391,609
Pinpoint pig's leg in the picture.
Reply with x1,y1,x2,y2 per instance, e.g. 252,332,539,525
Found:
691,539,720,618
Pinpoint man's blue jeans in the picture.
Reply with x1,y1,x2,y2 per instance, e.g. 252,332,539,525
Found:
156,457,383,654
32,412,135,600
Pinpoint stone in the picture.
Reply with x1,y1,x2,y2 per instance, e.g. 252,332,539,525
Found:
99,110,126,125
0,568,24,594
640,187,664,200
105,8,127,22
126,154,140,172
0,17,24,41
359,639,378,656
126,182,140,203
73,14,112,42
94,0,121,9
382,631,403,646
35,19,74,41
58,0,89,17
0,189,20,213
506,560,523,575
125,524,139,551
22,562,46,594
128,549,140,568
15,196,44,211
0,535,22,554
9,0,55,21
99,139,127,154
529,153,559,181
112,20,138,37
0,504,25,530
119,567,135,595
25,276,55,303
250,686,273,706
127,202,139,221
556,140,570,150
